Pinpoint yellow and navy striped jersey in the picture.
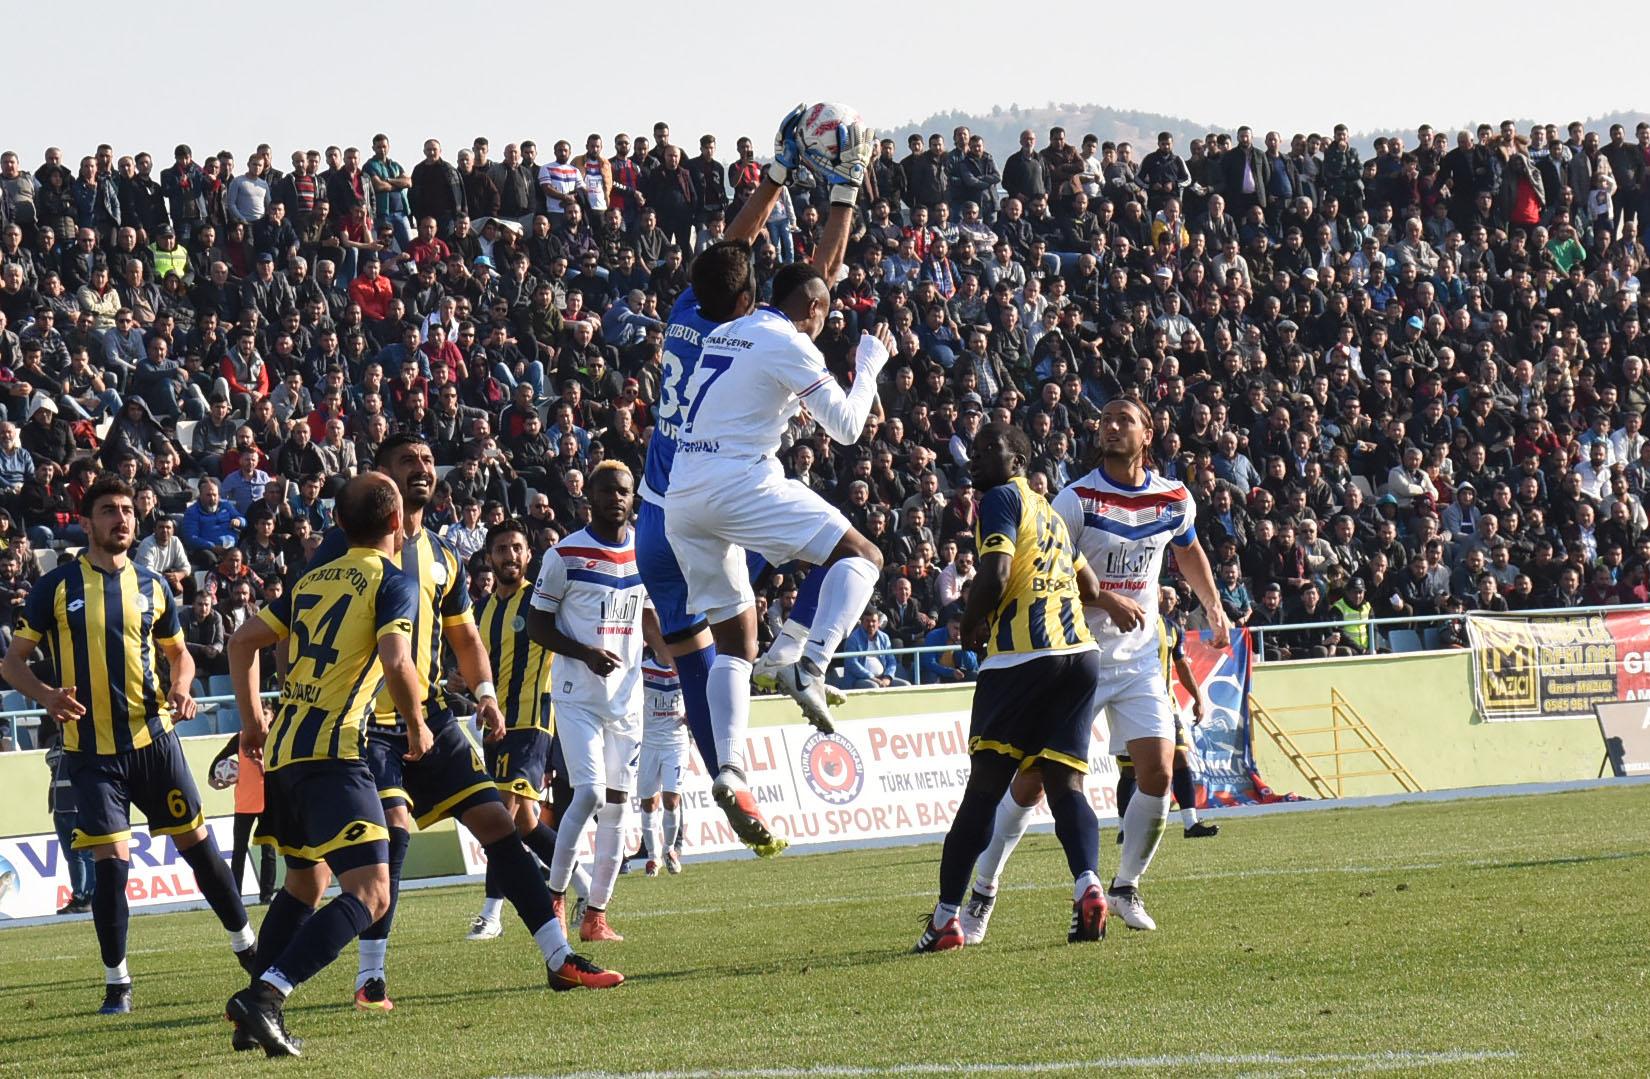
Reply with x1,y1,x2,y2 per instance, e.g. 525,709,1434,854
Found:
974,475,1095,670
18,557,183,755
258,547,418,771
1158,615,1185,691
312,526,472,731
475,584,553,732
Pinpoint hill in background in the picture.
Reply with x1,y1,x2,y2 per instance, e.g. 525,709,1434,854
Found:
887,103,1646,156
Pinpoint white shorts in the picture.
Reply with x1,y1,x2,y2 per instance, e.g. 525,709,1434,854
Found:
1096,655,1176,754
637,735,689,798
556,701,642,794
665,460,850,623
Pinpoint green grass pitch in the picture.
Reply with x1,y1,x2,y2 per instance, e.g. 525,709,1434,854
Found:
1,786,1646,1077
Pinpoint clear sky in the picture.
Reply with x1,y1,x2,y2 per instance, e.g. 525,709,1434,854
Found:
8,0,1644,166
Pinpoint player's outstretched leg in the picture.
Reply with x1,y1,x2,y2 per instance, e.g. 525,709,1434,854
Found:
1110,738,1172,931
777,546,881,732
91,855,133,1014
464,800,622,990
916,752,1018,953
354,820,408,1010
175,829,259,971
751,563,846,707
962,778,1043,945
1043,763,1106,943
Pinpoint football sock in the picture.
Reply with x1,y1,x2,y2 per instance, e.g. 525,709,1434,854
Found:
1115,760,1136,819
763,622,808,667
640,807,659,862
533,917,572,970
1046,781,1101,881
480,897,504,921
589,801,626,909
104,959,129,985
1074,869,1101,900
801,557,879,671
356,938,387,989
91,858,130,977
791,566,823,628
933,901,960,927
549,787,600,894
971,792,1038,898
663,806,681,852
938,782,1005,907
708,654,753,775
523,820,559,867
267,892,373,995
485,834,556,936
257,890,313,976
674,642,720,773
1172,760,1200,826
1115,791,1170,888
177,835,252,943
359,825,408,943
484,858,502,902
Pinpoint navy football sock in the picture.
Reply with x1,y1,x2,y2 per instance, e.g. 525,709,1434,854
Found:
523,820,559,866
937,755,1018,907
177,835,250,932
484,859,501,901
359,826,408,941
256,889,314,975
674,643,720,773
1171,760,1197,813
91,858,131,972
1115,765,1136,819
266,892,374,991
1047,781,1101,881
485,834,553,934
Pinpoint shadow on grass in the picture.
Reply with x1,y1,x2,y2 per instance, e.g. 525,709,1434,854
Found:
1471,849,1650,872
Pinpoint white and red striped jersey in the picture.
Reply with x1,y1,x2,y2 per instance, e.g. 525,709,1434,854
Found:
1051,467,1198,665
531,526,652,716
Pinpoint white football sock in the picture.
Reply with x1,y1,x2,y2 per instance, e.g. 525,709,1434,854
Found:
1073,869,1101,900
549,786,601,894
709,654,753,775
533,916,571,969
480,897,504,921
971,792,1038,897
228,922,256,952
801,557,880,671
104,960,130,986
663,806,680,851
763,620,809,666
1115,792,1170,888
1181,806,1200,828
588,801,626,909
933,901,960,926
356,938,387,989
640,807,659,861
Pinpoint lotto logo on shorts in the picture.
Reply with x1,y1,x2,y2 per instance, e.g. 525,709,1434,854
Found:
799,731,864,805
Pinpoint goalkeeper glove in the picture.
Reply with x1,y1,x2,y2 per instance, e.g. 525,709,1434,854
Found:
767,102,807,186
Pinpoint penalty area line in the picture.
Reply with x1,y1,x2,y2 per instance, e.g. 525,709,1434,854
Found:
506,1048,1520,1079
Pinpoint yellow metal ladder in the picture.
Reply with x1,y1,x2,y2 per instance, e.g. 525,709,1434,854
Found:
1249,688,1422,799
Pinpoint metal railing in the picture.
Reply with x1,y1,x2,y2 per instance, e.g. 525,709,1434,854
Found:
1246,601,1650,662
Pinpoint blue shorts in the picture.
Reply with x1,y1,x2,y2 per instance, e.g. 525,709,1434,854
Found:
485,728,552,801
638,499,774,640
256,758,389,873
366,719,502,829
63,730,204,849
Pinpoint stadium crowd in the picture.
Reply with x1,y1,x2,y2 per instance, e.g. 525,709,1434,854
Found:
0,113,1647,705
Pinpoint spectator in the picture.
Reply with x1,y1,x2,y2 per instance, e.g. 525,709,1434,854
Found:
835,609,910,691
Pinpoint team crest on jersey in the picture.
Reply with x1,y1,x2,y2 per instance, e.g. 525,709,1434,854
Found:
429,559,449,586
799,731,864,804
511,616,526,633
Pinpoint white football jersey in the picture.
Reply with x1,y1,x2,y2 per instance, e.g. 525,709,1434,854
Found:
1051,467,1198,665
531,525,651,717
667,306,883,491
640,661,687,748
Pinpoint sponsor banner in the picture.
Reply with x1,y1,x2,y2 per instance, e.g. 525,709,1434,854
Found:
1468,610,1650,721
0,815,251,920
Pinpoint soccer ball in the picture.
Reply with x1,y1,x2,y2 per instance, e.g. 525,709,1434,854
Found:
798,102,865,175
211,755,239,789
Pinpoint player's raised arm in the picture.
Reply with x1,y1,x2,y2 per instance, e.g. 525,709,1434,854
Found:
228,616,280,760
805,114,874,284
723,104,808,247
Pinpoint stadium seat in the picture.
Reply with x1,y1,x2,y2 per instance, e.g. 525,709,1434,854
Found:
194,570,209,593
174,419,198,453
1387,629,1425,653
1422,627,1445,650
435,464,455,481
95,415,115,441
1351,475,1375,499
34,548,57,575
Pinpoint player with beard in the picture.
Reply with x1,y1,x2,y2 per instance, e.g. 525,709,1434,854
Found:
960,397,1229,944
309,434,620,1008
3,476,256,1015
